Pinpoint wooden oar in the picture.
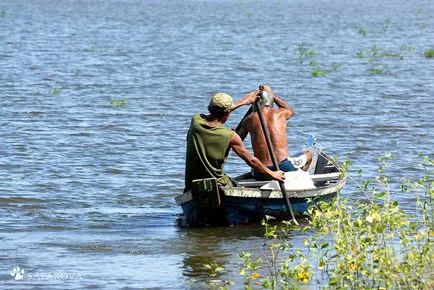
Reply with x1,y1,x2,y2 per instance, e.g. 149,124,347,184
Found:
234,105,253,134
253,94,299,225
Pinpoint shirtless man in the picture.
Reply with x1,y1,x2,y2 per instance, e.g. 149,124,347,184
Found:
237,85,312,180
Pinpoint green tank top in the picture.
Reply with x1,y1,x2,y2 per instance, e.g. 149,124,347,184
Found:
184,114,235,192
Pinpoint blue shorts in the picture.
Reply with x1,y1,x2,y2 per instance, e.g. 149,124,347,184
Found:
252,154,308,181
253,158,297,181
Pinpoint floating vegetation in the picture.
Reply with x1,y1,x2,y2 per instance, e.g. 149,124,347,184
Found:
0,10,6,17
400,45,415,52
309,61,326,77
294,43,317,65
109,99,127,107
382,52,404,60
311,67,327,77
294,44,340,78
365,45,405,60
370,45,381,58
309,60,318,67
49,88,61,95
357,27,369,36
309,61,341,78
368,66,386,75
356,44,407,74
356,50,365,58
416,8,427,16
382,19,391,31
424,49,434,58
88,46,105,53
331,63,341,72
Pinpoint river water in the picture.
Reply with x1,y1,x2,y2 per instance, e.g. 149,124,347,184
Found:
0,0,433,289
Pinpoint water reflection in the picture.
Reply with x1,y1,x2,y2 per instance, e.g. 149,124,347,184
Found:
179,225,265,278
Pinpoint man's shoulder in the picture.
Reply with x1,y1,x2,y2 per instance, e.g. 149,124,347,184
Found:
191,113,206,122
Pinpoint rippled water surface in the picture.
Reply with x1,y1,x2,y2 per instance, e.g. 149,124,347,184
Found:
1,0,433,288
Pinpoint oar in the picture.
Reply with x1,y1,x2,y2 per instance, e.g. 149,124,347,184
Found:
234,105,253,134
253,93,299,225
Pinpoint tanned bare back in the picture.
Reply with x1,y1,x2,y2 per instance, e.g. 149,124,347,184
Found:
238,87,294,167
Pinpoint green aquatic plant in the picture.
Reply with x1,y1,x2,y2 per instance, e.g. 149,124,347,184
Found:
109,99,127,107
239,251,262,289
424,49,434,58
88,45,105,53
0,10,6,17
309,62,341,77
356,50,365,58
203,263,225,278
311,67,327,77
49,88,61,95
294,43,317,65
382,52,404,60
401,45,415,52
416,8,426,16
331,63,341,72
293,44,340,78
357,27,369,37
370,45,381,58
368,66,386,75
88,46,97,52
356,44,406,74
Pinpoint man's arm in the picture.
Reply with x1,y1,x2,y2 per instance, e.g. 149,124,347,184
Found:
261,85,294,119
230,90,259,112
229,133,285,182
273,95,294,119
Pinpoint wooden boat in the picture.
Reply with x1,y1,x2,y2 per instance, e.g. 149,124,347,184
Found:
175,148,346,227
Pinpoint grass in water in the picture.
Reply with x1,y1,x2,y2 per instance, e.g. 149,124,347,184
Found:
357,27,369,36
294,43,317,65
368,66,386,75
424,49,434,58
311,67,327,77
49,88,61,95
109,99,127,107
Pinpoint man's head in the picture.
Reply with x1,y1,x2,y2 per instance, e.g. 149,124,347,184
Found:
258,90,274,107
208,93,234,119
253,85,274,110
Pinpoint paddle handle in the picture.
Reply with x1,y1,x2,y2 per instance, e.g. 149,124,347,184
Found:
234,106,253,134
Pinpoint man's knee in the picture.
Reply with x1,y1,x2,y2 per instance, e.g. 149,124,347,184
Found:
304,151,313,162
302,151,313,171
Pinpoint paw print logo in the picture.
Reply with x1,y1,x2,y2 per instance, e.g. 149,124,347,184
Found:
10,266,25,280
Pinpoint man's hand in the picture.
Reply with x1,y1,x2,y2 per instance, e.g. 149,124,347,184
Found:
269,170,285,183
245,90,261,104
231,90,261,112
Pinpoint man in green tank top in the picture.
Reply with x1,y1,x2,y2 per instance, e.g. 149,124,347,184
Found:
184,91,285,192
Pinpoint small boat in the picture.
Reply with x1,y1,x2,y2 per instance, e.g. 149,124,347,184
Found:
175,148,346,227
